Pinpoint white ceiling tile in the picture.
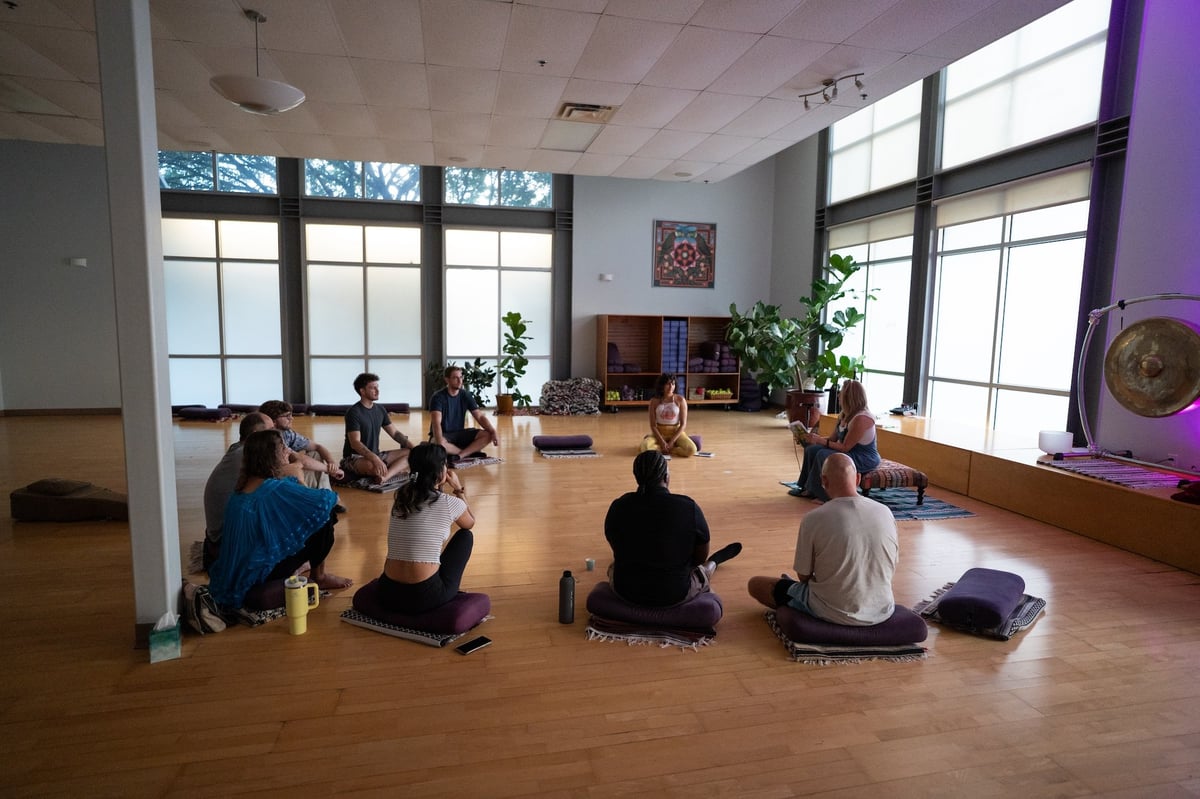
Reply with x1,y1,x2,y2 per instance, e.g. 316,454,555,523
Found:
691,0,804,34
488,116,549,148
330,0,425,61
587,124,657,156
480,146,532,169
524,149,583,173
434,141,485,164
0,28,81,82
682,133,758,162
643,26,760,91
501,5,599,76
9,77,101,120
610,85,699,128
718,97,805,137
572,15,682,84
304,103,379,137
779,45,908,100
725,136,795,164
603,0,705,24
421,0,511,69
688,162,750,182
709,35,834,96
427,66,499,113
573,152,629,175
666,91,759,133
372,107,434,141
610,155,674,179
634,128,710,160
847,0,995,52
382,139,435,165
768,102,855,141
328,135,389,161
654,159,717,180
152,40,216,94
917,0,1069,59
431,110,491,144
0,111,70,143
5,24,99,83
771,0,897,43
21,113,103,147
519,0,608,12
561,78,635,107
495,72,570,117
352,60,430,108
271,52,365,104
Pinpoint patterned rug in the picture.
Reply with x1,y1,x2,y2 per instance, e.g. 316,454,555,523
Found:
339,608,481,647
764,611,926,664
452,456,503,470
914,582,1046,641
539,449,599,459
780,483,974,520
585,616,715,650
1039,456,1191,490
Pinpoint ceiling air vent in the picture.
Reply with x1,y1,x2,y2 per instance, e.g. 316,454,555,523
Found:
556,102,616,124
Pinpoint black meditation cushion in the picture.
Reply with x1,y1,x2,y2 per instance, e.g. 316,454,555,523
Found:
308,404,352,416
352,578,490,633
532,434,593,450
774,604,928,645
937,568,1025,629
586,581,723,630
177,406,233,421
11,478,129,522
218,403,258,413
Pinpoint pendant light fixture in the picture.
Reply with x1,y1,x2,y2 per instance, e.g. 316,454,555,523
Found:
210,8,305,115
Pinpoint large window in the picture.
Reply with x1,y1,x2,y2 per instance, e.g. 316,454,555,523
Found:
305,223,424,406
927,170,1091,433
158,151,278,194
161,218,282,406
828,81,922,204
941,0,1109,169
304,159,420,201
444,168,552,208
444,228,553,402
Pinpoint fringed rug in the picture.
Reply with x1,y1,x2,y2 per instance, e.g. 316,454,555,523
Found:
336,475,410,493
1039,456,1190,490
765,611,927,664
339,608,484,647
780,482,974,520
452,456,503,471
585,616,715,650
539,449,599,459
913,583,1046,640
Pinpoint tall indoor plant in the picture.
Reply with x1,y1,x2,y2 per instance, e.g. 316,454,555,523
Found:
726,253,872,423
496,311,532,414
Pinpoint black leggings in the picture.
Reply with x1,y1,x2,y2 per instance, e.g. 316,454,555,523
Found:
264,518,336,582
376,528,475,613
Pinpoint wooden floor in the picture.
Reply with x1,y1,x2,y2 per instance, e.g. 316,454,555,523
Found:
2,409,1200,797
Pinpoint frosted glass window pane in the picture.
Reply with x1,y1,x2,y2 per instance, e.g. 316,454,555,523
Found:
997,239,1084,389
871,236,912,261
165,260,219,354
930,251,999,381
170,358,222,407
521,358,551,405
367,267,421,355
309,358,366,405
225,358,282,405
1010,44,1105,146
162,218,215,258
833,244,869,263
308,264,364,355
500,231,552,268
942,84,1015,168
365,226,421,264
861,372,904,413
870,81,921,129
1010,200,1090,241
445,268,499,355
926,380,990,428
829,105,873,149
501,270,552,357
221,261,281,355
868,121,919,191
445,229,499,266
218,220,278,260
306,223,364,263
367,358,424,408
940,217,1003,251
994,389,1070,436
863,260,912,373
829,140,870,203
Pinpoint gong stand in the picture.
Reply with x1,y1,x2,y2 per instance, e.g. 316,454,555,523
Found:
1076,292,1200,474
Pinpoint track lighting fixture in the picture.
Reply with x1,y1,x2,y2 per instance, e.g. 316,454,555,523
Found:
798,73,866,109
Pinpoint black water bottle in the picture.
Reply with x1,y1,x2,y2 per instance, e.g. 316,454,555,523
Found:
558,570,575,624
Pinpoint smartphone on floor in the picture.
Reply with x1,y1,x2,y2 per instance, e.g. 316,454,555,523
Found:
455,635,492,655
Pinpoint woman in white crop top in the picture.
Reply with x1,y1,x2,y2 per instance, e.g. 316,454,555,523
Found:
376,442,477,613
639,373,698,457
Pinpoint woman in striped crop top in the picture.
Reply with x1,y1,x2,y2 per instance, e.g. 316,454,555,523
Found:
376,442,477,613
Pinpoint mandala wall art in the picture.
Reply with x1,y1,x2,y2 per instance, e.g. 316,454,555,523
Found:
653,220,715,289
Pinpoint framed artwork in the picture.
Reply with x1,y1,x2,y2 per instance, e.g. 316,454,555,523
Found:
653,220,715,289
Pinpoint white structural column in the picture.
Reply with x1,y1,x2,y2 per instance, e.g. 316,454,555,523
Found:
94,0,182,649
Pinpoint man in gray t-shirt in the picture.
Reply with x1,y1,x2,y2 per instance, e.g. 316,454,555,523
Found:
748,453,897,626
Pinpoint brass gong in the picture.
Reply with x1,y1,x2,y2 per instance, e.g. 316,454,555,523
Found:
1104,317,1200,417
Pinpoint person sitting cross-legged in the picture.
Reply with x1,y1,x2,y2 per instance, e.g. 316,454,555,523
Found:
342,372,413,484
749,452,897,626
605,450,741,607
791,378,880,501
428,365,497,460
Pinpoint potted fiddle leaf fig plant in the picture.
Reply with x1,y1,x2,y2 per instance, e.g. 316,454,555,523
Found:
496,311,532,414
426,358,498,406
726,253,873,424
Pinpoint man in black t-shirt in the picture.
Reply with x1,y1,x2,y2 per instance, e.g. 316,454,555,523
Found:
428,365,497,459
342,372,412,483
604,451,741,607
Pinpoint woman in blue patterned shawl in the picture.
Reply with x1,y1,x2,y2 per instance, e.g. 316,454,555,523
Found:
208,429,352,608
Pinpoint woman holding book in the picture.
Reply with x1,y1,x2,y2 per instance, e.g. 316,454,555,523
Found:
791,379,880,500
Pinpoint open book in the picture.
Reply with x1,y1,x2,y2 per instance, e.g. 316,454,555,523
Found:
787,419,810,444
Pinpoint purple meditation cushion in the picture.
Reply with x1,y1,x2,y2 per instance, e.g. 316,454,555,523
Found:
586,580,723,630
532,434,594,450
352,578,491,634
308,404,353,416
688,434,702,449
774,604,928,645
177,406,233,421
937,568,1025,629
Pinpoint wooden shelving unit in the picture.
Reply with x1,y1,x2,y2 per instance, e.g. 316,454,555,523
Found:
596,314,740,409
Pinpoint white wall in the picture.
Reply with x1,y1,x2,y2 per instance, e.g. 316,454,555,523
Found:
570,158,783,377
769,136,820,319
1096,0,1200,470
0,141,122,411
